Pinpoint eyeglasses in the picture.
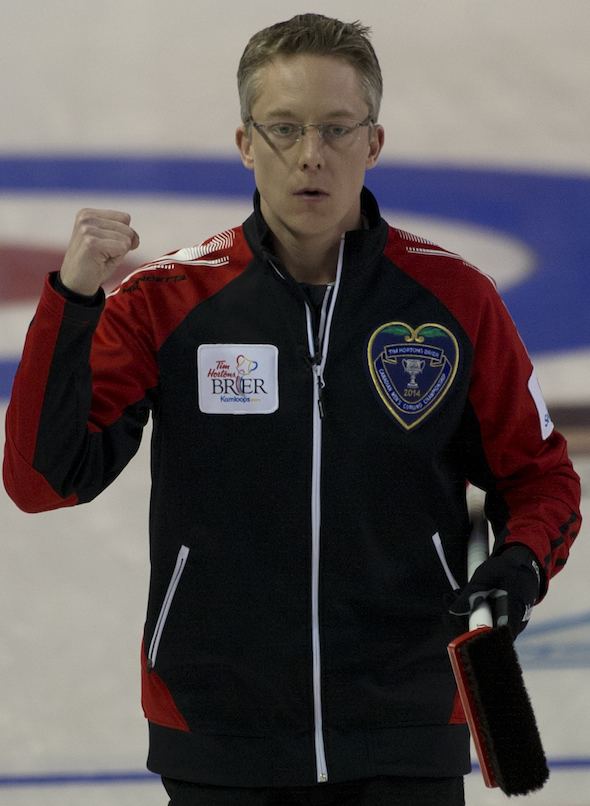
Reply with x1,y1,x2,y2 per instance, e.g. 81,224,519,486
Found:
248,116,374,149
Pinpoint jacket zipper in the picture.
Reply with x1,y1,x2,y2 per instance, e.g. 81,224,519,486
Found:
147,544,190,671
304,236,345,784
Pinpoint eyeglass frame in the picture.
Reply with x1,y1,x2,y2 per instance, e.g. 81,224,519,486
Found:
246,115,375,147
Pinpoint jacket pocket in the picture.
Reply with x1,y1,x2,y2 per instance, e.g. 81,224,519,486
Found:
147,544,190,670
431,532,460,592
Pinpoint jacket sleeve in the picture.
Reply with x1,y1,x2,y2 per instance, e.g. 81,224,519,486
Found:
3,273,158,513
461,276,581,594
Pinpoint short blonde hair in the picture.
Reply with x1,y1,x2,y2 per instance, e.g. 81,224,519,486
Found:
237,13,383,124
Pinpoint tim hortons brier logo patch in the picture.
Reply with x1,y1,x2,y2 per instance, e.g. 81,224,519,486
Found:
367,322,459,430
197,344,279,414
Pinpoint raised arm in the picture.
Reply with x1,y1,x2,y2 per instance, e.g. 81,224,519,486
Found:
3,209,155,513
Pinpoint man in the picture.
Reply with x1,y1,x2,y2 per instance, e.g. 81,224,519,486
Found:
3,13,581,806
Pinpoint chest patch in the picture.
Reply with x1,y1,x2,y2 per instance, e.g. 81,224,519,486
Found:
197,344,279,414
367,322,459,430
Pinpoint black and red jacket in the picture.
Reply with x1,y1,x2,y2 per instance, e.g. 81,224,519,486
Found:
3,189,581,786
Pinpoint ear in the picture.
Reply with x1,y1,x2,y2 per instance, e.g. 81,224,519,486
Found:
365,124,385,170
236,125,255,170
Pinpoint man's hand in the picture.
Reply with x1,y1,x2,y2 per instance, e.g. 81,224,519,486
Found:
449,545,542,638
59,209,140,296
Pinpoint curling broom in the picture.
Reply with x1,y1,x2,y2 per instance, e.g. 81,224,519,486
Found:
447,494,549,795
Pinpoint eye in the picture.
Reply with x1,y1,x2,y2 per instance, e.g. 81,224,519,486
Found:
322,124,352,140
268,123,299,138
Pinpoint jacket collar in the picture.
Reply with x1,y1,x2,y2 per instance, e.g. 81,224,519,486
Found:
242,186,388,272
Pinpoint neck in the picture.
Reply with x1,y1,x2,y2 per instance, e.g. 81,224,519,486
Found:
273,234,341,284
261,201,361,284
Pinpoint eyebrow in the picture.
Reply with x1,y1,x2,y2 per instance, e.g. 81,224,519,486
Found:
263,108,361,120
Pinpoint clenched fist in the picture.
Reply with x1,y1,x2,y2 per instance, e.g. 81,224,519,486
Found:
59,209,140,296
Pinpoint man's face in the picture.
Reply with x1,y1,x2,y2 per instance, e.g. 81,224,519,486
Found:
236,54,384,244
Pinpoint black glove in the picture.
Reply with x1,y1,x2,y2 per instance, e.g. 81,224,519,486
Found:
449,545,542,638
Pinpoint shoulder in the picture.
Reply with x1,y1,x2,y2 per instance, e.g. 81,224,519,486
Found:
99,225,254,349
108,225,253,299
384,225,500,308
146,226,249,270
383,225,516,347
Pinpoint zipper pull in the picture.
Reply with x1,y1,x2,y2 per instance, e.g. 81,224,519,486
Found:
314,365,326,419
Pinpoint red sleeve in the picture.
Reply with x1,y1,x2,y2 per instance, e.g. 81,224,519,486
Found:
3,225,253,514
4,276,99,512
385,228,582,588
3,274,158,512
466,279,580,584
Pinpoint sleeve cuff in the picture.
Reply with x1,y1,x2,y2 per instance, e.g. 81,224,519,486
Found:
52,271,104,307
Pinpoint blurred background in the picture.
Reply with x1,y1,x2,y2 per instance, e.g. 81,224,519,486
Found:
1,1,588,803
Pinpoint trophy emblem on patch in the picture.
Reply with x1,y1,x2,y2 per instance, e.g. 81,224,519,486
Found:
402,357,426,389
367,322,459,430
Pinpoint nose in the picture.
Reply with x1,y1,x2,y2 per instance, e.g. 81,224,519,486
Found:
297,126,324,171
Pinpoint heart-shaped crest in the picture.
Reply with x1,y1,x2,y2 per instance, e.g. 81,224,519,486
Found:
367,321,459,430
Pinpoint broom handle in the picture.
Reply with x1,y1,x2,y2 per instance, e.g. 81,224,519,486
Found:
467,490,494,630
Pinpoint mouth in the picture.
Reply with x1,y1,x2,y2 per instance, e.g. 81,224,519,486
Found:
294,189,329,199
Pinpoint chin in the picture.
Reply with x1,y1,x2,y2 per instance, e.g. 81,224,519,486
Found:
291,216,339,238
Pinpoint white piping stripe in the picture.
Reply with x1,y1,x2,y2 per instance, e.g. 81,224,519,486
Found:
397,229,435,245
147,545,190,668
305,304,315,357
107,229,235,297
403,244,498,290
406,246,461,258
169,229,235,261
107,257,229,297
318,237,344,376
432,532,460,591
307,236,345,784
145,257,229,267
306,303,327,782
310,396,327,783
317,285,333,348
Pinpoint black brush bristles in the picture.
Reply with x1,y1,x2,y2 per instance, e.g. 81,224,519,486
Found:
456,625,549,796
